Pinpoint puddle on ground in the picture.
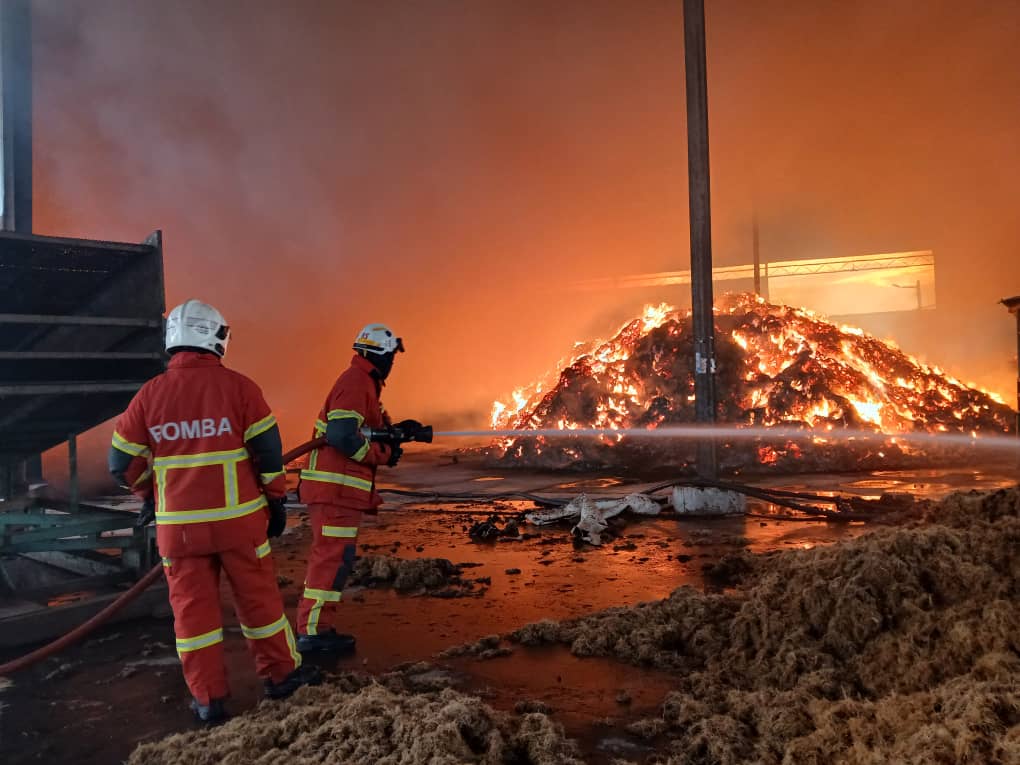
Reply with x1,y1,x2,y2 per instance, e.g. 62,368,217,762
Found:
449,644,676,732
553,477,628,490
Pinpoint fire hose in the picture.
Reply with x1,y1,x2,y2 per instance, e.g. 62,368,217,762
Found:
0,426,870,676
0,424,436,676
0,436,326,677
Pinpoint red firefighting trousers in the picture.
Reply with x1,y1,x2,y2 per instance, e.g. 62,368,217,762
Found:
295,504,363,636
163,541,301,704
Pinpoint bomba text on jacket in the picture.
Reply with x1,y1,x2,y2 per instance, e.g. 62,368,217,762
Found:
149,418,233,443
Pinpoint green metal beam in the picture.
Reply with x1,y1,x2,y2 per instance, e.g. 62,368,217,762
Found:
0,510,129,526
4,519,132,545
3,537,137,553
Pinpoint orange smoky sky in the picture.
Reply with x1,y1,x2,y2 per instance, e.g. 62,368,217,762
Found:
29,0,1020,457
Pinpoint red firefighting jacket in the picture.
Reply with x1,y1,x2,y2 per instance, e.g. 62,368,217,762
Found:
298,354,391,510
111,352,286,557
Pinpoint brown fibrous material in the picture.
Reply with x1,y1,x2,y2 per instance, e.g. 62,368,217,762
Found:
128,672,583,765
129,489,1019,764
350,555,487,597
512,487,1020,763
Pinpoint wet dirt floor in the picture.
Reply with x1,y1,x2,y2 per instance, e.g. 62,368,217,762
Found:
1,452,1016,764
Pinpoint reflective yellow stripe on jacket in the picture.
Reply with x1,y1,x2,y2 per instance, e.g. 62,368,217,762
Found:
112,431,150,458
153,447,267,524
350,440,370,462
298,469,373,493
244,413,277,442
304,411,372,477
155,495,267,524
260,470,285,485
327,409,365,425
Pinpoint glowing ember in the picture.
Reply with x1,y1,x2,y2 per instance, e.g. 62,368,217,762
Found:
490,294,1015,471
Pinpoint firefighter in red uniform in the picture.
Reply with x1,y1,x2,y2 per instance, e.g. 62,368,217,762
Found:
108,299,319,723
296,324,419,653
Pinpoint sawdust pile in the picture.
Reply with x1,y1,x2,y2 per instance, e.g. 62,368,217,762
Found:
350,555,488,597
514,487,1020,763
128,670,583,765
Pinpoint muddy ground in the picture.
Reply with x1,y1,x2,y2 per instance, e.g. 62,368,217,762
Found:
1,456,1017,764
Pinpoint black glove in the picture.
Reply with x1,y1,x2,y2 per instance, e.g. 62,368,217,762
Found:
136,496,155,527
386,444,403,467
267,497,288,538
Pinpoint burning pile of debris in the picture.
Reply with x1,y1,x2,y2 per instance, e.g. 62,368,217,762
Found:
490,295,1014,472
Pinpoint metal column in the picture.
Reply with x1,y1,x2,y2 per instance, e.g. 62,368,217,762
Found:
1002,297,1020,470
683,0,717,478
1,0,32,233
1,0,41,486
752,213,761,296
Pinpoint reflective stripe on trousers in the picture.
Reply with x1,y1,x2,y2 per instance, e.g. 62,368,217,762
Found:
176,627,224,655
303,586,343,636
240,613,302,666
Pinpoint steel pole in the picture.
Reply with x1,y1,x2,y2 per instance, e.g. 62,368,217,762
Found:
1015,310,1019,447
752,213,761,296
1,0,39,485
1,0,32,233
683,0,717,478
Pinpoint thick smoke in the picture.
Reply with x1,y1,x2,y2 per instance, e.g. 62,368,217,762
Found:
29,0,1020,463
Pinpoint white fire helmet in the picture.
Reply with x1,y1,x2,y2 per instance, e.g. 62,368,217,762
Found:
165,299,230,357
353,324,404,356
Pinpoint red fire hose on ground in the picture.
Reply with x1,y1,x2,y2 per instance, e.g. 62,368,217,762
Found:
0,437,325,677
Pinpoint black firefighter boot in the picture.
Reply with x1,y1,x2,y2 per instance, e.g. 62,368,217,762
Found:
190,697,229,725
296,628,356,654
264,663,323,700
